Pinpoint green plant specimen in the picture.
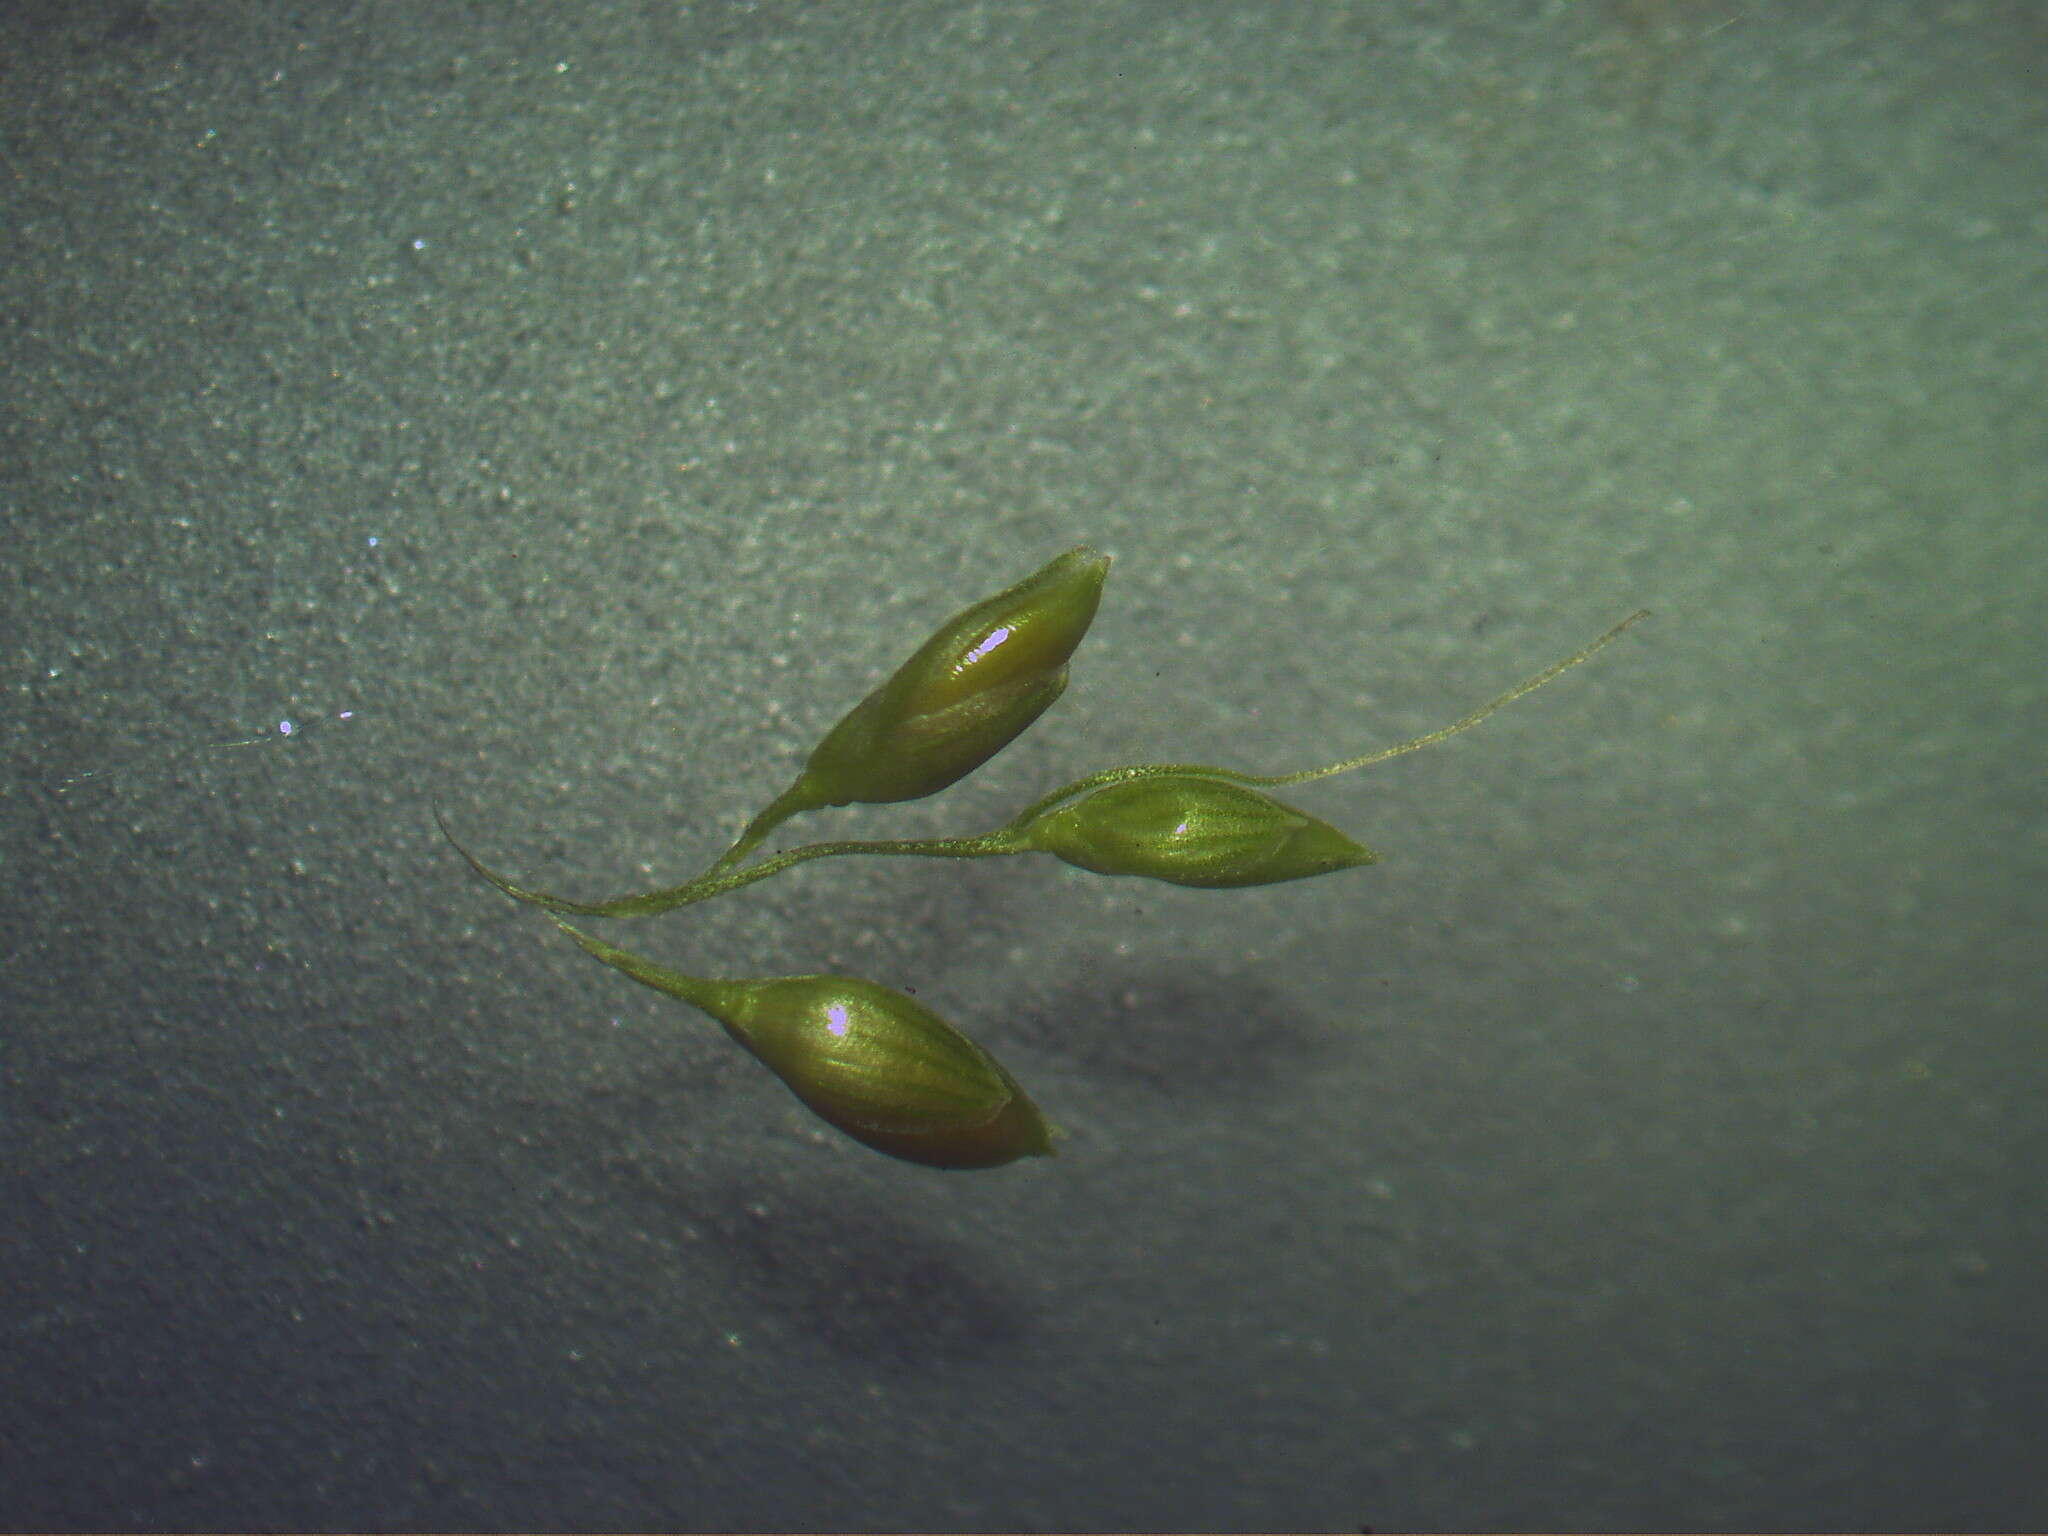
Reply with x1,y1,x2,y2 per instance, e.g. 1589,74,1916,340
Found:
548,917,1054,1169
443,547,1646,1169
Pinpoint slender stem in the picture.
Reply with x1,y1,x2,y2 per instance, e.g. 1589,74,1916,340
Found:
435,802,1025,919
547,915,727,1013
704,777,824,877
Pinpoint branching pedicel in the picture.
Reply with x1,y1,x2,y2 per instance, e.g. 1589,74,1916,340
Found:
442,547,1646,1171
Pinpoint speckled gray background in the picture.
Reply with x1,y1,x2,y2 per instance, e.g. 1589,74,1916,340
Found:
4,2,2043,1529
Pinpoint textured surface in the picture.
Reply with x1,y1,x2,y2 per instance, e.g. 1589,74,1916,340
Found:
4,1,2043,1528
